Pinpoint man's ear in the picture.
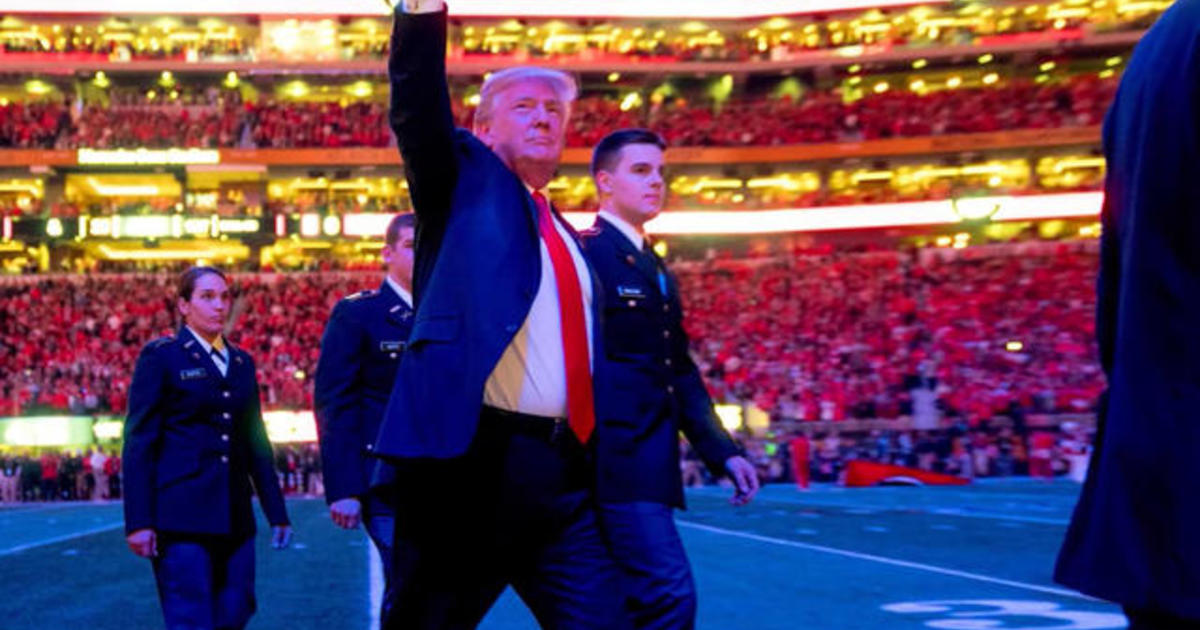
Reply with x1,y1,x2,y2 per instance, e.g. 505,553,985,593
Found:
595,170,612,196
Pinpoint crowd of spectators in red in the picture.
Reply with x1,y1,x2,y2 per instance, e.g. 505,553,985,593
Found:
0,7,1158,65
0,74,1116,150
679,239,1104,425
0,240,1103,427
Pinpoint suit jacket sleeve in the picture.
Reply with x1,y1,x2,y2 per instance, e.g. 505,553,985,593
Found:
669,290,742,476
313,300,368,504
122,345,166,534
389,5,457,223
246,359,289,526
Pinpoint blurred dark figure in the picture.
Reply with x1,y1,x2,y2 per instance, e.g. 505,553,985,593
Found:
1055,3,1200,628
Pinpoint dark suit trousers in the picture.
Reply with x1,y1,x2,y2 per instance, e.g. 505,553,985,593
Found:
365,495,397,622
384,408,630,630
152,533,256,630
598,502,697,630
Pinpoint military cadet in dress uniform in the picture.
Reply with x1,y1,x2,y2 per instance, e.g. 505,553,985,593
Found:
314,213,415,616
123,266,291,630
581,129,761,630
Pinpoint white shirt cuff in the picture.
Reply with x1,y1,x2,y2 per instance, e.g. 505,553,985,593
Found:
398,0,444,13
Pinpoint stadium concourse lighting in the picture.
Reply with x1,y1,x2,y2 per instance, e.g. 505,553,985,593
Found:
6,0,950,17
560,192,1103,235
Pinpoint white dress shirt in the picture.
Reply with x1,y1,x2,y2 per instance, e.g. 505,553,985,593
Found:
384,275,414,309
484,191,595,418
597,210,645,251
397,0,443,12
186,325,229,378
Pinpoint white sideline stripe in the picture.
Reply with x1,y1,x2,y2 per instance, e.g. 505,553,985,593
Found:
0,522,124,556
676,520,1095,601
368,540,383,630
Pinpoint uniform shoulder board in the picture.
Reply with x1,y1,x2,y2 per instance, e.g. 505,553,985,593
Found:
579,227,603,243
345,289,379,302
146,336,175,351
227,344,251,363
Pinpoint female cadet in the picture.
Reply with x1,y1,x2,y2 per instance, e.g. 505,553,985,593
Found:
122,266,291,630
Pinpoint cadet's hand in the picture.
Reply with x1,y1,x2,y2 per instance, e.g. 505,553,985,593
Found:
725,456,760,506
330,497,363,529
126,528,158,558
271,525,293,550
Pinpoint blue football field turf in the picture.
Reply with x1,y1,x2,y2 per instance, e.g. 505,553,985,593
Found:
0,479,1127,629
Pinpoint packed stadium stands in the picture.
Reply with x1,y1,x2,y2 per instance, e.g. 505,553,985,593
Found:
0,1,1163,65
0,73,1115,150
0,240,1103,425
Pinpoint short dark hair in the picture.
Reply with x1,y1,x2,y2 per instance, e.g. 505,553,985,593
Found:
385,213,416,247
590,128,666,177
177,266,228,301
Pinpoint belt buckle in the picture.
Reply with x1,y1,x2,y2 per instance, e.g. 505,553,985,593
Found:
550,418,567,445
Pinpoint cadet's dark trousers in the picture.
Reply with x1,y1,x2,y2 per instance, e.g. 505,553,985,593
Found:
383,407,631,630
152,533,256,630
599,502,697,630
1125,608,1200,630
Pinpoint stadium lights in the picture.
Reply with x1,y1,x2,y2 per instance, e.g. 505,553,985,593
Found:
1,0,951,18
0,417,83,447
559,192,1104,235
78,148,220,166
86,178,161,197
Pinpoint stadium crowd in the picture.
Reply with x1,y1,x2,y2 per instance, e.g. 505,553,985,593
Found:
0,6,1159,65
0,420,1094,504
0,74,1116,150
0,443,329,503
682,239,1103,426
0,240,1102,426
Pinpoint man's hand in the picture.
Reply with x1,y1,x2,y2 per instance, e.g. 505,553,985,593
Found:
330,497,363,529
271,525,293,550
725,456,760,506
126,528,157,558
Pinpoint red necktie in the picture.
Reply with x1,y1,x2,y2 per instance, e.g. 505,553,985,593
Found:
532,192,595,444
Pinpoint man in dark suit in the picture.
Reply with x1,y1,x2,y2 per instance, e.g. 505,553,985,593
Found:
373,2,628,628
1054,3,1200,628
581,129,760,630
315,213,415,615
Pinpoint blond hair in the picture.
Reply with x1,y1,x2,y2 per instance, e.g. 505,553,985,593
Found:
474,67,578,128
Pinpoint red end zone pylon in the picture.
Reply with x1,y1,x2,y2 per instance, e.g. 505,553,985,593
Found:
843,460,970,487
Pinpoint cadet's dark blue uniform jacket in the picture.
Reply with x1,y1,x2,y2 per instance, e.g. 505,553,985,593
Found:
122,327,289,536
1054,0,1200,618
582,219,740,508
314,282,413,503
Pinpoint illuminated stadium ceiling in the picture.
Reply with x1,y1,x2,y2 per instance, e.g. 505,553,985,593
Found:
1,0,950,17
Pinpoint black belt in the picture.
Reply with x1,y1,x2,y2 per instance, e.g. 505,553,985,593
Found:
482,406,572,445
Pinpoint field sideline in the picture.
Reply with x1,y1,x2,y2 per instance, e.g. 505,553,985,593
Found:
1,479,1126,630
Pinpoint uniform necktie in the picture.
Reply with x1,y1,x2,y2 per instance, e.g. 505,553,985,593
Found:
210,347,227,375
645,238,669,297
532,192,595,444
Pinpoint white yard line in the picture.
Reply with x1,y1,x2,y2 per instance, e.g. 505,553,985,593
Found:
676,520,1095,601
368,540,384,630
0,522,124,556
